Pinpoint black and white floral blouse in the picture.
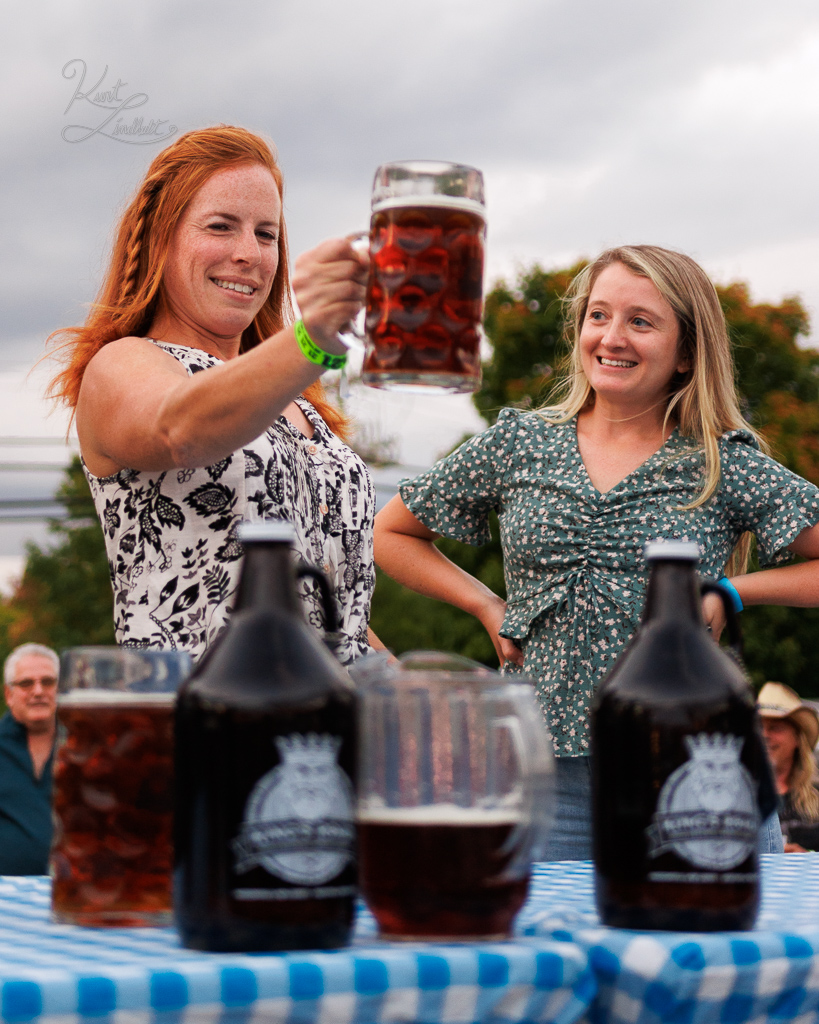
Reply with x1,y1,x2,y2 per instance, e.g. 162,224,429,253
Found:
400,409,819,757
84,341,375,664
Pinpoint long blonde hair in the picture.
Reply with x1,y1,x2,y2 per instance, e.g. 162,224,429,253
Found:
790,727,819,821
543,245,766,572
48,124,348,438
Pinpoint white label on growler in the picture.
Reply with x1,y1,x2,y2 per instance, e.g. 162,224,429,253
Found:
646,733,759,872
231,733,355,888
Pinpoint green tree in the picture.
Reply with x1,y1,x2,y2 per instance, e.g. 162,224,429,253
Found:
475,264,581,424
718,286,819,694
369,519,504,667
0,456,115,677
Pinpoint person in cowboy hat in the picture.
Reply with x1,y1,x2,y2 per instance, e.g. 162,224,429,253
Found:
757,682,819,852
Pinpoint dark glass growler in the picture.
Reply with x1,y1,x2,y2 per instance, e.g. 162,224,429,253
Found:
592,540,776,931
174,522,357,951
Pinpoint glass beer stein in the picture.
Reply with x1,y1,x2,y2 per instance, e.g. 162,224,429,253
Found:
360,160,486,393
50,647,191,927
354,651,554,940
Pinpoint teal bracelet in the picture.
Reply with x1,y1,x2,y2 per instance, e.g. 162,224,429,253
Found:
717,576,744,613
294,319,348,371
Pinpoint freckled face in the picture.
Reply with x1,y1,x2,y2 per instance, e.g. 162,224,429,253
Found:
161,163,282,348
579,262,688,410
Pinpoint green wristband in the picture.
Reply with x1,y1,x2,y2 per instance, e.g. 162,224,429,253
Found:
294,320,348,371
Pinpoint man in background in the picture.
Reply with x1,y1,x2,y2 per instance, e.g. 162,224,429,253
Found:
0,643,59,874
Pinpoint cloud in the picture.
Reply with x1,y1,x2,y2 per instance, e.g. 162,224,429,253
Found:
2,0,819,355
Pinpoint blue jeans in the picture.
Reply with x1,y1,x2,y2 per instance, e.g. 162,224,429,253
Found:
542,755,784,861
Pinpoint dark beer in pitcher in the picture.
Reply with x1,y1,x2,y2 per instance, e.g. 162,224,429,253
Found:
592,540,776,931
174,522,357,952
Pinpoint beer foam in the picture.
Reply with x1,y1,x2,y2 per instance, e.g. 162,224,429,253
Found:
357,803,523,826
58,689,175,707
371,195,486,217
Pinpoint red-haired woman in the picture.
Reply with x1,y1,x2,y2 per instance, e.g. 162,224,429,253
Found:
50,125,377,663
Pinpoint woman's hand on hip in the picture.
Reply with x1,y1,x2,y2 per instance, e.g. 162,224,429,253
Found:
475,593,524,668
292,237,368,350
702,590,727,640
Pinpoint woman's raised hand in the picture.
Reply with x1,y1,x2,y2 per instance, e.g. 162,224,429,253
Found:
292,238,368,351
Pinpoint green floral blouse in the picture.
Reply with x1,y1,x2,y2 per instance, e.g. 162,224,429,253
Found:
399,410,819,757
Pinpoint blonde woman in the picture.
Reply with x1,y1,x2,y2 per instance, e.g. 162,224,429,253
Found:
374,245,819,858
757,682,819,851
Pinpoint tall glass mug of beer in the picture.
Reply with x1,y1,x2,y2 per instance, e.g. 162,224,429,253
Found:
361,161,486,392
354,652,554,940
50,648,191,927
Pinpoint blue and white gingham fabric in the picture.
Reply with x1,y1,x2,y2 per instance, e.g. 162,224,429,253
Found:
4,859,819,1024
522,855,819,1024
0,876,593,1024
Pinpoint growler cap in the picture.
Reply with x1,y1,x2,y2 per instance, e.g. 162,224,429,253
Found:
237,521,295,544
643,540,701,563
757,682,819,749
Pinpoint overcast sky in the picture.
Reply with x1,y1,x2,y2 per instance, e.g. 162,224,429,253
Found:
0,0,818,566
4,0,819,360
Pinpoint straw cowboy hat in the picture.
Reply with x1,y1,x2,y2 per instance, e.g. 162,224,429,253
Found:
756,682,819,750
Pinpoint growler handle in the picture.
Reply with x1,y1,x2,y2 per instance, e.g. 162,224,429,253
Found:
700,579,743,658
296,560,340,635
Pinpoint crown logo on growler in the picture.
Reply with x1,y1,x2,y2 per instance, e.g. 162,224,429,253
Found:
646,732,758,871
232,732,355,886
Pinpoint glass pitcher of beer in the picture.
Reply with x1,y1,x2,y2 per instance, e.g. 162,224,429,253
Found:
360,161,486,393
353,651,554,940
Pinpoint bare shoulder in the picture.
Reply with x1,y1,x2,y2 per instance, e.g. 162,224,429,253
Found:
84,336,190,384
77,337,193,477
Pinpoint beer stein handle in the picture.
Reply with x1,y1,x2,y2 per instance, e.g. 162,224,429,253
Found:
336,230,369,351
296,560,340,635
488,714,535,873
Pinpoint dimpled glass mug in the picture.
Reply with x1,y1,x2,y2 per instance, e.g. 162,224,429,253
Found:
352,652,554,940
359,161,486,393
50,647,191,927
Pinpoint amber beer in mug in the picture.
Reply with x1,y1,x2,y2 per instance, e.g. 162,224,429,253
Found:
361,161,486,393
50,648,191,927
353,652,554,940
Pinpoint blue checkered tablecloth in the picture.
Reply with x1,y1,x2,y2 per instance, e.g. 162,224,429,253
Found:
0,875,593,1024
522,855,819,1024
4,859,819,1024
